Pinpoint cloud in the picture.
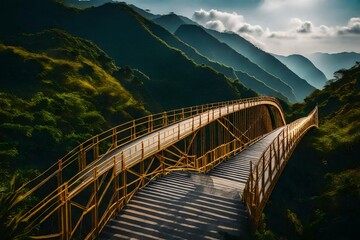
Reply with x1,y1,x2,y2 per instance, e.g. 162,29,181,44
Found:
193,9,245,30
268,18,333,39
338,18,360,34
192,9,360,55
297,21,313,33
238,23,264,35
192,9,264,36
205,20,226,32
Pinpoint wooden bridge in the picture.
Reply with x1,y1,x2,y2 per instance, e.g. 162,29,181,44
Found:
16,97,318,239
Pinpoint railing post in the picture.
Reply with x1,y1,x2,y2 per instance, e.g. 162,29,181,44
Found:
162,112,167,127
148,115,153,133
131,120,136,140
122,152,127,203
93,135,99,161
113,156,119,209
92,167,99,236
112,128,118,148
78,144,85,171
192,117,195,132
61,183,69,240
141,141,145,160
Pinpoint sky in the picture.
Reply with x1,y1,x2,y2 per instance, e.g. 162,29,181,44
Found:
119,0,360,55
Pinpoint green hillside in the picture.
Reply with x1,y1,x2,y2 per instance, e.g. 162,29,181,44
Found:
206,29,316,100
260,63,360,239
0,29,149,174
274,54,328,89
175,24,298,102
1,0,256,110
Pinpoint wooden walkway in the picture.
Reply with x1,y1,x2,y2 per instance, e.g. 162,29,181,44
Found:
101,127,285,239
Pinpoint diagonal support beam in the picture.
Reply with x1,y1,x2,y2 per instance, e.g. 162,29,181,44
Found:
221,116,251,141
216,119,245,144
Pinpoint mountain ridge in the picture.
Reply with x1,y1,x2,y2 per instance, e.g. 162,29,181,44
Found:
274,54,328,89
205,29,316,100
307,52,360,79
175,24,298,102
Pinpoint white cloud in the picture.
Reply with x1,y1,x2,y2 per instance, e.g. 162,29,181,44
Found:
192,9,264,36
238,23,264,36
204,20,226,32
192,9,360,55
338,18,360,34
193,9,244,30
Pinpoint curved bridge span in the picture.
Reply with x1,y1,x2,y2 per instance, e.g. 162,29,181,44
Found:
16,97,317,239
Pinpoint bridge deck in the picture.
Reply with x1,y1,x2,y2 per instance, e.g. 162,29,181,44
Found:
101,127,285,239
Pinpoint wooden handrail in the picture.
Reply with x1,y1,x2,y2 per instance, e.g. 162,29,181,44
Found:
16,96,288,239
242,106,318,227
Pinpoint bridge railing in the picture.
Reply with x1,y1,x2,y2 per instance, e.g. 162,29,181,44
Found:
17,97,283,196
243,106,318,227
15,96,285,239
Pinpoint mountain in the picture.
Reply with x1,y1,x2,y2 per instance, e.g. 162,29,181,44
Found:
0,0,255,110
0,29,150,170
307,52,360,79
128,4,160,20
146,16,288,101
206,29,316,100
274,54,328,89
60,0,112,8
153,13,187,33
262,62,360,239
144,18,237,81
153,13,198,33
175,24,297,102
235,71,288,100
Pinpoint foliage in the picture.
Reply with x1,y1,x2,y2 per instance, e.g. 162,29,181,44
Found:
262,63,360,239
0,0,256,110
0,173,39,240
0,29,149,175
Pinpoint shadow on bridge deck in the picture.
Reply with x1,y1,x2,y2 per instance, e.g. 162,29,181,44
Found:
101,127,285,239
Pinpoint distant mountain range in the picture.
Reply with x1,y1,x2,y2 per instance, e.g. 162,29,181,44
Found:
205,29,316,98
175,24,298,102
307,52,360,79
274,54,328,89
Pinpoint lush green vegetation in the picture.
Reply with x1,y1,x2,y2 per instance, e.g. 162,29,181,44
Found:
0,28,149,174
1,0,256,110
0,28,152,239
259,63,360,239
